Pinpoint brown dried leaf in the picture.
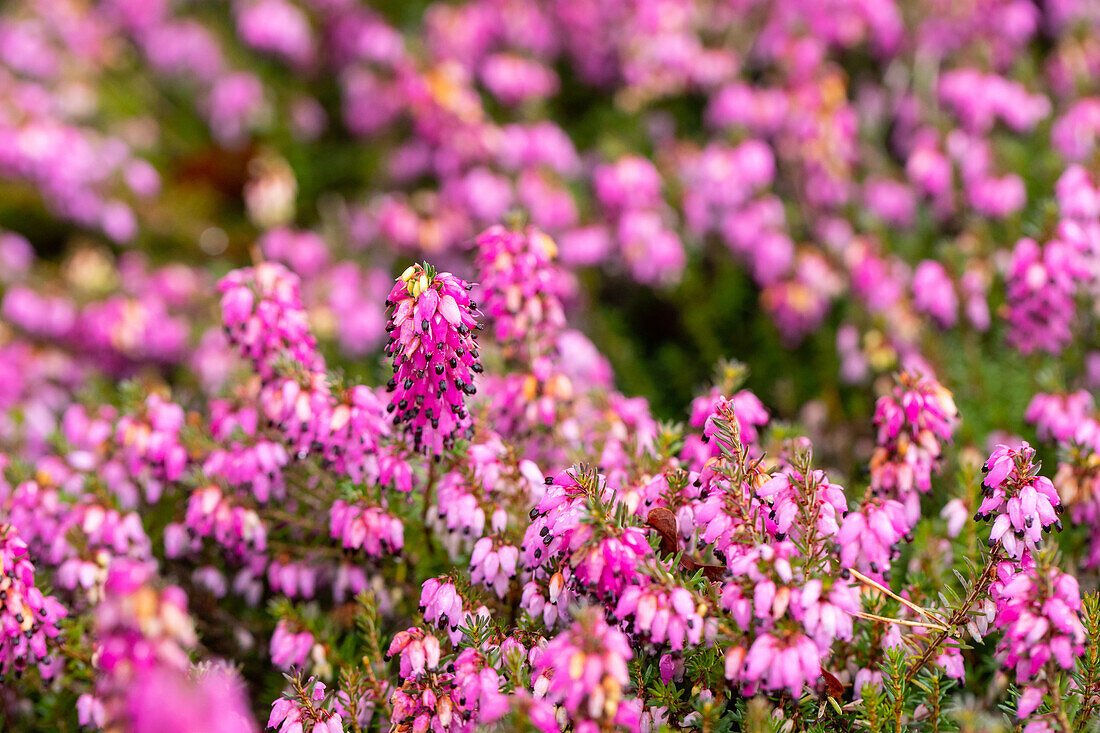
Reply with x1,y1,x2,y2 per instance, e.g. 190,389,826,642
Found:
645,506,679,555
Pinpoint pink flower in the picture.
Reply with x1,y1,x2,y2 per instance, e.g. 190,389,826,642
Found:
269,678,341,733
838,499,909,580
387,627,441,679
593,156,662,214
237,0,315,68
271,620,314,670
475,225,568,357
385,263,482,455
1017,686,1044,719
736,631,821,696
978,443,1063,559
419,578,472,644
128,666,257,733
912,260,958,328
0,525,67,680
532,608,637,728
870,371,959,526
614,583,707,651
479,53,560,105
994,565,1085,683
469,537,519,598
1004,237,1088,356
329,501,404,558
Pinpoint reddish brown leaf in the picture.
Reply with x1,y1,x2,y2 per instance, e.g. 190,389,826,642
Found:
646,506,679,555
822,669,845,699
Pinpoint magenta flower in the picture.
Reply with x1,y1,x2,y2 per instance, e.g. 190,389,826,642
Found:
593,155,662,214
451,647,510,725
269,678,342,733
385,263,482,455
127,666,257,733
86,560,204,729
838,498,909,580
912,260,958,329
115,393,188,503
761,252,842,346
236,0,315,69
978,443,1063,559
0,524,66,680
329,500,404,558
419,577,473,644
720,537,857,696
479,53,560,105
1025,390,1094,443
469,537,519,598
757,467,848,542
219,262,322,378
387,645,507,732
387,627,441,679
994,564,1085,683
532,608,636,727
871,371,959,525
799,578,860,649
521,468,649,601
207,72,265,148
474,224,568,357
182,484,267,561
614,582,708,651
731,630,821,697
938,68,1049,134
521,572,575,629
270,619,314,670
206,400,289,503
1004,237,1088,356
682,386,769,468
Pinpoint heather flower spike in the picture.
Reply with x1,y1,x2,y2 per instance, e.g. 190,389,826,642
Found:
871,370,960,527
995,563,1085,683
978,443,1063,560
385,263,482,455
0,525,66,681
475,224,567,358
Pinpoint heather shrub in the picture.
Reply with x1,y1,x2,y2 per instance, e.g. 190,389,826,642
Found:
5,2,1100,732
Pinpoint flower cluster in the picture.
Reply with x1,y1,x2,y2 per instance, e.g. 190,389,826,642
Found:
871,371,960,525
978,443,1063,560
613,582,708,651
0,524,65,680
385,263,483,455
270,619,315,670
721,541,860,696
219,262,322,377
475,224,568,357
269,679,343,733
532,608,641,729
996,564,1086,681
126,664,258,733
419,578,477,645
329,500,404,558
993,561,1086,731
177,484,267,561
521,468,651,606
837,499,910,581
79,561,199,729
1005,238,1089,356
386,627,441,679
469,538,519,598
